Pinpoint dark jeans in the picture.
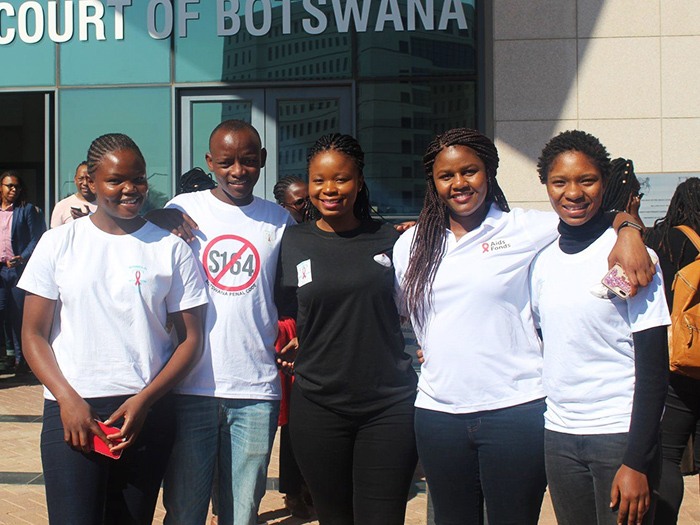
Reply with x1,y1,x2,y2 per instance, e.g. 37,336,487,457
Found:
414,398,547,525
545,430,661,525
42,395,175,525
656,372,700,524
289,384,418,525
0,266,25,364
279,423,304,496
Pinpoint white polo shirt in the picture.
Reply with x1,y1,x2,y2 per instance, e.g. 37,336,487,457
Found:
393,204,558,414
530,227,671,434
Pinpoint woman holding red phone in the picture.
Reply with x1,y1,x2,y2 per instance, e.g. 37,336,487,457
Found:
19,133,208,525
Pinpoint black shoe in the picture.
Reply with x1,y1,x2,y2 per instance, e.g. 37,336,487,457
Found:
14,360,31,377
284,495,312,519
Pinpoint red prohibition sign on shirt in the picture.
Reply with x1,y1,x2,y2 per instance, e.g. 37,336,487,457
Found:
202,235,261,292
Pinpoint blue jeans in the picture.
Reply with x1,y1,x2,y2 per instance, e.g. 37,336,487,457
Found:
163,395,279,525
42,395,175,525
415,398,547,525
545,430,661,525
0,266,25,365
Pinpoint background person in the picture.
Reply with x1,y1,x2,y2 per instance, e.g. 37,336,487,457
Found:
646,178,700,523
602,158,645,228
0,170,45,375
19,133,207,524
274,176,309,224
531,130,669,525
50,161,98,228
393,128,654,525
277,133,419,525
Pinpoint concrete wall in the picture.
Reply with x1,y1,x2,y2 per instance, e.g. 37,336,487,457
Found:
490,0,700,210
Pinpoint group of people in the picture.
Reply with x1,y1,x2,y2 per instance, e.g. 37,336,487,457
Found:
13,119,700,525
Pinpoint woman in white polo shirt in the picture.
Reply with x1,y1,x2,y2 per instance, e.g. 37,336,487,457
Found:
530,130,670,525
393,128,654,525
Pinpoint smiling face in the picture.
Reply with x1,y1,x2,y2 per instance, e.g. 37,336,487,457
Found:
207,128,266,206
546,150,605,226
74,164,94,200
432,145,490,233
308,150,363,232
88,149,148,222
0,175,20,207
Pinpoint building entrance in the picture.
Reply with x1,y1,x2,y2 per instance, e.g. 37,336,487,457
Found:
0,92,52,223
179,86,353,200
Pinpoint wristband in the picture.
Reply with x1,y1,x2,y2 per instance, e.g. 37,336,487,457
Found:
617,220,643,234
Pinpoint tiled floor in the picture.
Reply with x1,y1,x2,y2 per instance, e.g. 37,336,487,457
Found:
2,375,699,524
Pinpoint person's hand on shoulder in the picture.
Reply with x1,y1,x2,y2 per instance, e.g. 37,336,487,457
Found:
145,208,199,242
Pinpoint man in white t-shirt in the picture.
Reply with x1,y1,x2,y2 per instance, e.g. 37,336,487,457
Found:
154,121,295,525
50,162,98,228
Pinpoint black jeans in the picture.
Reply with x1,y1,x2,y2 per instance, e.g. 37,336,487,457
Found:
41,395,175,525
545,430,661,525
414,398,547,525
0,266,25,364
655,372,700,524
289,384,418,525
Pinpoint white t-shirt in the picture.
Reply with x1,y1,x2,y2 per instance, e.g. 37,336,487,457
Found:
393,204,558,414
166,191,295,400
50,194,98,228
530,227,671,435
17,219,208,400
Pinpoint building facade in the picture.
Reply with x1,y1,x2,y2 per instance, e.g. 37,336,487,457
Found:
0,0,697,222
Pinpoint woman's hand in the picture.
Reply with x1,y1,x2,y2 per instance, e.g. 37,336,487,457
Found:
103,394,152,452
276,337,298,375
144,209,199,242
608,228,654,297
610,465,650,525
59,394,110,454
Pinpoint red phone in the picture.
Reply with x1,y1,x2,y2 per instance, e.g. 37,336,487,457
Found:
91,421,123,460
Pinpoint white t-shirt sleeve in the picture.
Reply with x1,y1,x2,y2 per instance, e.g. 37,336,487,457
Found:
519,209,559,252
391,227,414,317
17,231,59,300
166,241,209,313
529,252,544,330
627,250,672,332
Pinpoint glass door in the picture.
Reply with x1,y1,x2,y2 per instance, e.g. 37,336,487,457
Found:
179,86,353,201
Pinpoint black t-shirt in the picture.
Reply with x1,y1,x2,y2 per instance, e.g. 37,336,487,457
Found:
646,226,700,309
277,220,417,415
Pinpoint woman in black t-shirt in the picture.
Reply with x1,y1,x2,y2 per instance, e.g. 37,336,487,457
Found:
646,178,700,523
277,133,418,525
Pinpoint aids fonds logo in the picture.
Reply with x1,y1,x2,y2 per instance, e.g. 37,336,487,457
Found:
481,239,511,254
202,234,261,295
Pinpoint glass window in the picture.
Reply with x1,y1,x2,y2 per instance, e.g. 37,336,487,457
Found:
59,87,172,210
358,81,476,216
60,1,170,86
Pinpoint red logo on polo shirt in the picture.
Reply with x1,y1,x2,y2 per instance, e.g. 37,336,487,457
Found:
481,239,512,253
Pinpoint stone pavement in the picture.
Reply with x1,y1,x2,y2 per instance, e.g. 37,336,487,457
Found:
2,374,700,525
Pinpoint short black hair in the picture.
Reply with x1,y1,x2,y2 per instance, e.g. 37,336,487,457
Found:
209,120,262,151
537,130,611,185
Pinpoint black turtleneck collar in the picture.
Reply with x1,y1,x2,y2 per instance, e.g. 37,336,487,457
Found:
558,209,614,254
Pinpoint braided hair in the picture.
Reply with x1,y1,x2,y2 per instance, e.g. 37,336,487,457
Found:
87,133,145,177
602,158,640,212
401,128,508,328
306,133,373,221
0,170,27,207
645,178,700,269
273,176,304,203
536,130,611,185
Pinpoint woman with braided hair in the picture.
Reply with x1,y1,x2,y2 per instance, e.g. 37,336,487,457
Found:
603,158,645,227
277,133,418,524
393,128,656,524
19,133,208,524
646,178,700,523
